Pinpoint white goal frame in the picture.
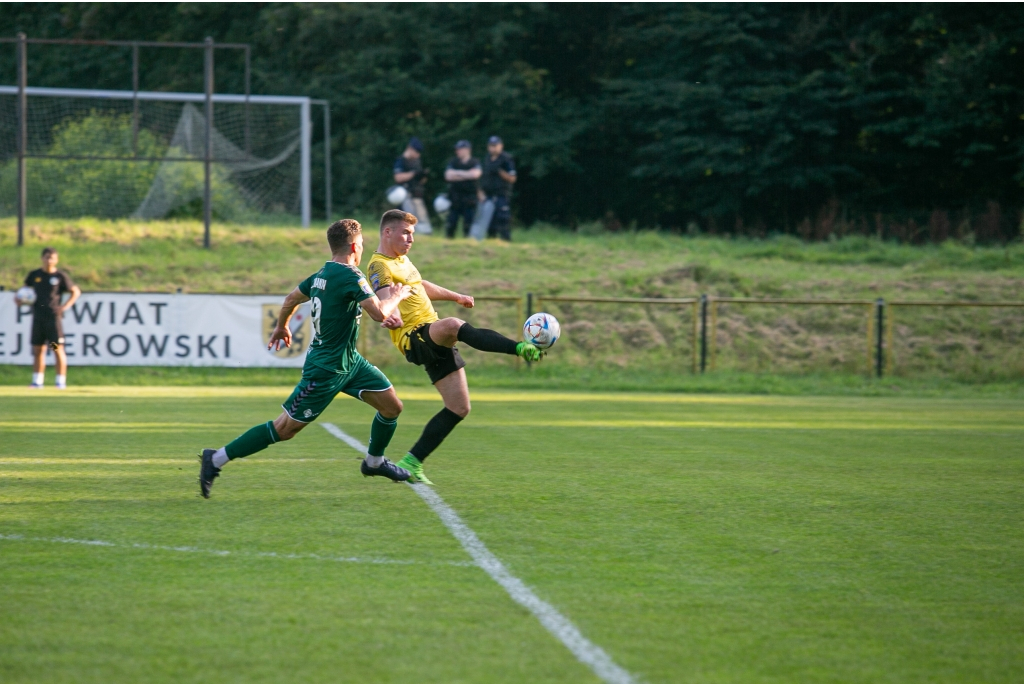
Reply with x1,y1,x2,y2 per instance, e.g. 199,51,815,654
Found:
0,84,319,228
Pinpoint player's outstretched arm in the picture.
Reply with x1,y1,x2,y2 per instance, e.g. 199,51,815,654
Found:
362,284,411,323
268,287,310,351
422,280,474,309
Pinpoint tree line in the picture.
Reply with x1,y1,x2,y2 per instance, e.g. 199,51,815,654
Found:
2,3,1022,242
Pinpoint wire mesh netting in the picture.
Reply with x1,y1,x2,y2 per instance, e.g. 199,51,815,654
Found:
0,93,301,220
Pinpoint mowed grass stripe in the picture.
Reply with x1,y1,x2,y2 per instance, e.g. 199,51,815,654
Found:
0,391,600,682
1,389,1022,681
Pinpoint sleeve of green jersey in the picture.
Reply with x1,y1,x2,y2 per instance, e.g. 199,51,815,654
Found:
298,274,314,297
352,271,374,303
341,267,374,303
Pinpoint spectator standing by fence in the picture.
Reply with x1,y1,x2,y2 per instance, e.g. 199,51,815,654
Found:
444,140,482,239
479,135,517,241
18,247,81,389
392,137,433,234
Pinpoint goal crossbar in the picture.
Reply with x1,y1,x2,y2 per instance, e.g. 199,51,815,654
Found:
0,85,310,106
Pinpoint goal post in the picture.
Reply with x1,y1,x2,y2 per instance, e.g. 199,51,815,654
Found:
0,85,317,228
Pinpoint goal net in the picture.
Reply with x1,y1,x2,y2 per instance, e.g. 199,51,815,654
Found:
0,87,311,223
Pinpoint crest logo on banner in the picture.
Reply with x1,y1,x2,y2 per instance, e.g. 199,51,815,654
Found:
262,303,311,359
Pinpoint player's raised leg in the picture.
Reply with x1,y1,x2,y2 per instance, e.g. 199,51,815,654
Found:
429,316,543,361
396,366,470,485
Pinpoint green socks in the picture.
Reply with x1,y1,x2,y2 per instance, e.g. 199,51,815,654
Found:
367,412,399,457
224,421,280,460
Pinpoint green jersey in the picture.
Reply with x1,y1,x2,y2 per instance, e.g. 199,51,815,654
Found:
298,261,375,374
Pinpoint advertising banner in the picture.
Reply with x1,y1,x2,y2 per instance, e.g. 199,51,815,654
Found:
0,292,312,367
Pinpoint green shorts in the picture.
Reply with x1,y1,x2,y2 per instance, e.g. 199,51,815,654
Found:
282,356,392,423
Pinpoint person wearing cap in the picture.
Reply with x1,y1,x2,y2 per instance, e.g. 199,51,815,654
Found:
479,135,517,241
392,137,433,234
443,140,482,239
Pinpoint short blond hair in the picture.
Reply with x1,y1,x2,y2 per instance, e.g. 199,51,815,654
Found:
380,209,417,233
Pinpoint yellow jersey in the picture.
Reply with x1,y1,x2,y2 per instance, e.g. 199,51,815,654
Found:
366,252,438,352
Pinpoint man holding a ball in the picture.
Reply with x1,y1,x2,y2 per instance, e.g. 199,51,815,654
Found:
18,247,80,389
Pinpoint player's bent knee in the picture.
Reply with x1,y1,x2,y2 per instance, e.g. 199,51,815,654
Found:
448,402,471,418
273,414,305,441
382,397,403,418
438,317,465,332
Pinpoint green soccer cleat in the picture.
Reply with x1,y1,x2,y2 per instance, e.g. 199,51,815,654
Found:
396,454,433,485
516,341,544,362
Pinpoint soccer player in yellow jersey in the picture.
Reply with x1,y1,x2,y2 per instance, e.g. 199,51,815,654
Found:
366,209,543,484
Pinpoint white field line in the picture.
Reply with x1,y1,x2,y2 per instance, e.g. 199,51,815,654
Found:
320,422,634,685
321,422,369,453
0,533,472,567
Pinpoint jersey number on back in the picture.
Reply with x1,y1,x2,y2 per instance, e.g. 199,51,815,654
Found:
310,297,322,338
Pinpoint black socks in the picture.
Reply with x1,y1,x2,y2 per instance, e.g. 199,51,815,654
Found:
456,323,518,355
410,407,464,462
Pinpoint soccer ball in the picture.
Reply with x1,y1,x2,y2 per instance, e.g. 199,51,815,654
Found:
433,194,452,214
523,312,560,350
15,286,36,305
386,185,408,206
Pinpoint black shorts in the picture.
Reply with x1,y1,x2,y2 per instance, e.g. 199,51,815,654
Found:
31,310,64,347
404,322,466,384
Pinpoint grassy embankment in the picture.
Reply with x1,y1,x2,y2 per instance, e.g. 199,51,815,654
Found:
2,217,1023,395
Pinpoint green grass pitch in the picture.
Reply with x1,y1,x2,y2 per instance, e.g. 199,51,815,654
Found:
1,386,1023,682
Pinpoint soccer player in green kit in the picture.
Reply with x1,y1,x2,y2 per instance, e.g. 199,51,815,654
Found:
198,219,413,498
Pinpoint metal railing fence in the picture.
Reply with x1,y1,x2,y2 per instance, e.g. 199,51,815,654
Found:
4,283,1016,377
516,293,1024,378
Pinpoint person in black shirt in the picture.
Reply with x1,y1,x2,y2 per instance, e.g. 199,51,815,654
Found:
392,137,433,234
444,140,482,238
479,135,517,241
19,247,80,389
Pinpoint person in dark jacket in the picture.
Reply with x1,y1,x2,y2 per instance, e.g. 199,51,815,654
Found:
392,137,433,234
479,135,517,241
443,140,482,238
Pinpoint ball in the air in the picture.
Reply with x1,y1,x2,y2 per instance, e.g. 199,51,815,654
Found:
15,286,36,305
523,312,560,350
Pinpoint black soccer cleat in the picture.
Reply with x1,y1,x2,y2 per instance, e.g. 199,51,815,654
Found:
360,457,411,483
198,448,221,499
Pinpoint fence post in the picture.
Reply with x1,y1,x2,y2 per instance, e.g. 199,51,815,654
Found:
244,45,251,157
691,300,699,374
203,37,214,249
875,298,885,378
16,32,27,247
709,298,718,371
323,103,332,222
699,294,708,373
131,42,139,157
